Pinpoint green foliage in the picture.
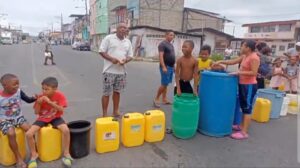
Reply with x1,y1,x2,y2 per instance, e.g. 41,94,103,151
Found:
210,53,224,61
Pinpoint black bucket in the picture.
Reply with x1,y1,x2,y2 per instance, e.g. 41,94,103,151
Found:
68,120,91,159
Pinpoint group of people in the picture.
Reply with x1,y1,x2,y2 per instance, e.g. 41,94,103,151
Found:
0,75,72,168
269,42,300,94
1,22,299,167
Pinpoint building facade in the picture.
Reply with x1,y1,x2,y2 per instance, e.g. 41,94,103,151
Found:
242,20,300,56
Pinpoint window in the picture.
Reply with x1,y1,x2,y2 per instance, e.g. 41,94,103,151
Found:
279,45,285,51
250,26,261,33
263,25,276,32
271,45,277,53
288,43,295,49
279,24,292,32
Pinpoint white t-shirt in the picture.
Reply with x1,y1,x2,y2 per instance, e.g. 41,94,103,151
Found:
99,34,133,74
225,48,233,56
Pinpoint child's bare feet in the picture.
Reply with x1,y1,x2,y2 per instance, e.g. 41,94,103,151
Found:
16,159,27,168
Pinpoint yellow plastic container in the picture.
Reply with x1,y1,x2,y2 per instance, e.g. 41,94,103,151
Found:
0,128,26,166
95,117,119,154
37,124,62,162
252,98,272,122
144,110,165,143
287,94,299,114
122,113,145,147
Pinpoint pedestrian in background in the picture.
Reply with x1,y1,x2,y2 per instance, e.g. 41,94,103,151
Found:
44,37,56,65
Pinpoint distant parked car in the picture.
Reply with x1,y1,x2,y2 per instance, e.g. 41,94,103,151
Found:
72,41,80,50
78,42,91,51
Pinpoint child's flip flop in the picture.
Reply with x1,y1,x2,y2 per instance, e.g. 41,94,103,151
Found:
230,131,249,140
62,156,73,168
27,159,37,168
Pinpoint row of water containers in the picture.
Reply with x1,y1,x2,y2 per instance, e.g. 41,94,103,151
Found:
0,110,166,166
171,71,300,139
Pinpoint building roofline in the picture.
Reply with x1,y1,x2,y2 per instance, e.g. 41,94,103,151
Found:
129,25,203,38
69,14,85,18
187,28,234,38
184,7,232,22
242,20,300,27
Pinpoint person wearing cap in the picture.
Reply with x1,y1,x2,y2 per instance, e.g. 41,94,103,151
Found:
284,42,300,62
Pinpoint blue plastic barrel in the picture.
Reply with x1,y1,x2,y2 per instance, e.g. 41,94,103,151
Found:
255,89,285,119
198,71,238,137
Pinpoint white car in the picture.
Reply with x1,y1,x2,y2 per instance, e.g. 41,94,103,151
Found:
1,37,13,45
72,41,80,50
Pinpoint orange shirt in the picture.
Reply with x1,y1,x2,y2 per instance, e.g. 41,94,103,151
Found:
239,52,260,84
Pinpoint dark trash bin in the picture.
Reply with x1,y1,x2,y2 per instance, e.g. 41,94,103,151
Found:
68,120,91,159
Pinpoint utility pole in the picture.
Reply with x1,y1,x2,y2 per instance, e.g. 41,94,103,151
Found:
232,26,235,37
61,13,64,40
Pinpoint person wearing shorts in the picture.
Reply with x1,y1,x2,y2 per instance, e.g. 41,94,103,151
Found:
154,30,176,107
214,40,260,140
99,23,133,117
0,73,36,168
26,77,73,168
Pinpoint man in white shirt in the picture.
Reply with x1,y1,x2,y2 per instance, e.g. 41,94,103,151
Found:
224,46,233,60
99,23,133,117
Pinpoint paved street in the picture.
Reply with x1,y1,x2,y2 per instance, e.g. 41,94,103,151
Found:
0,43,299,168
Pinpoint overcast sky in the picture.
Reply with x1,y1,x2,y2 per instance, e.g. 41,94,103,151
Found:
1,0,300,37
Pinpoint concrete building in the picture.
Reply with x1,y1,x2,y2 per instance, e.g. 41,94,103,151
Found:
62,23,72,44
90,0,97,49
89,0,233,55
188,28,234,53
242,20,300,56
130,26,203,58
89,0,126,50
127,0,184,31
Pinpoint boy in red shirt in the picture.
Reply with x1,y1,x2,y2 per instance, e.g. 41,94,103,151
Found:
26,77,72,168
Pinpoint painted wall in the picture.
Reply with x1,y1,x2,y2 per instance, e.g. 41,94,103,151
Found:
96,0,109,34
130,28,201,58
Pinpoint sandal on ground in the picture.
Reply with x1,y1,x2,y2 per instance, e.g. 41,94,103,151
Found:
62,156,73,168
166,128,173,134
153,100,160,108
230,131,249,140
113,113,122,118
162,100,172,105
232,125,242,131
27,159,37,168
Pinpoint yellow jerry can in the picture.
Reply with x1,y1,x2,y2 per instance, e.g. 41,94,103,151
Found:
37,124,62,162
144,110,165,143
122,113,145,147
252,98,272,122
95,117,119,154
0,128,26,166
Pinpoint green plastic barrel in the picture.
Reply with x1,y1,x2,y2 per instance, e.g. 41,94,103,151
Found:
171,93,199,139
